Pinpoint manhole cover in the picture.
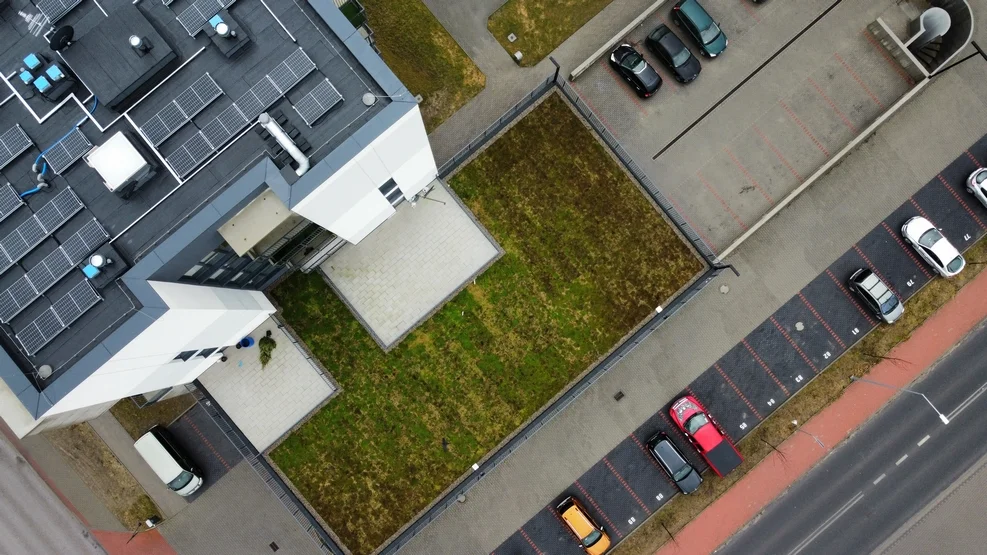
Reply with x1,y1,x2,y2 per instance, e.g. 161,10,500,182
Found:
719,285,730,294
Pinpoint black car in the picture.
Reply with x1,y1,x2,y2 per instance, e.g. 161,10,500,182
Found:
645,25,701,83
608,44,662,98
647,432,702,494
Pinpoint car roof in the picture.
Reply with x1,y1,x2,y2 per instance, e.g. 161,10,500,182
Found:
856,271,884,293
561,503,596,537
691,418,722,448
678,0,713,26
930,236,960,260
653,437,686,465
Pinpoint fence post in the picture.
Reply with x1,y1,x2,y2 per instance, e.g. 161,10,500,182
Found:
549,56,561,84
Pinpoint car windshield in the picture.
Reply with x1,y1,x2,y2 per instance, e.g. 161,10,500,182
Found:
673,465,693,481
878,290,899,313
700,22,721,44
978,171,987,185
662,38,691,66
685,413,709,435
917,228,943,248
948,255,964,273
168,470,194,491
621,52,647,73
582,529,602,547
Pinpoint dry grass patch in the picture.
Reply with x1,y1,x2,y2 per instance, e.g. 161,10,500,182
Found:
488,0,616,66
110,394,196,441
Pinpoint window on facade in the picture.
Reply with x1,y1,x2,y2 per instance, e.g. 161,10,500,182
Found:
174,350,197,362
197,347,218,358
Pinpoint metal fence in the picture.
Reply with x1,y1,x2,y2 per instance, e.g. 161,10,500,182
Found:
270,312,338,392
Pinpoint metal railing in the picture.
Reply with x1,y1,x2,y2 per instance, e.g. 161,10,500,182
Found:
269,313,338,392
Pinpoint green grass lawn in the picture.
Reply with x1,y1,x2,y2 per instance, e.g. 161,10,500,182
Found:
488,0,616,66
269,93,703,554
361,0,485,132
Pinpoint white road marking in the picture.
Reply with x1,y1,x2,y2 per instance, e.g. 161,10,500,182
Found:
896,454,908,466
788,492,864,555
917,435,930,447
947,379,987,420
873,473,886,485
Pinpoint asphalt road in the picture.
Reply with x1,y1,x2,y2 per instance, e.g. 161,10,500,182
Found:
717,320,987,555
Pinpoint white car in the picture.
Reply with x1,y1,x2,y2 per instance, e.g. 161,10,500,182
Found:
901,216,965,277
966,168,987,209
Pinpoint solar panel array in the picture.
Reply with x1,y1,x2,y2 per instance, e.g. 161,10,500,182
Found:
293,79,344,127
16,280,101,356
166,49,316,178
34,0,82,24
177,0,237,35
0,218,108,323
44,128,92,175
0,188,82,276
0,125,33,170
0,184,24,224
141,74,223,146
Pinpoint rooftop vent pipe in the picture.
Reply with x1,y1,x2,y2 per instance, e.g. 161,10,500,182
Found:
258,113,309,177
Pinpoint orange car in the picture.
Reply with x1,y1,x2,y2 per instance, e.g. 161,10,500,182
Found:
557,496,611,554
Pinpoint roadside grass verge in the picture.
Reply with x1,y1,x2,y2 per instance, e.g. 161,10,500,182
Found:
488,0,616,66
269,92,703,554
613,238,987,555
110,394,196,441
361,0,485,131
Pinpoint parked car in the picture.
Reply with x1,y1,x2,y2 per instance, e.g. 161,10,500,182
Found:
966,168,987,209
609,44,662,98
669,395,743,477
848,269,903,324
557,496,612,554
647,432,703,493
134,426,203,497
901,216,965,277
645,25,701,83
671,0,728,57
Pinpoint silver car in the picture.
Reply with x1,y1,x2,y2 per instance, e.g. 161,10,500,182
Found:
966,168,987,209
901,216,965,277
848,269,903,324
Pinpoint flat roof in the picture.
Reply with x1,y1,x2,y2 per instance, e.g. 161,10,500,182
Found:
0,0,416,416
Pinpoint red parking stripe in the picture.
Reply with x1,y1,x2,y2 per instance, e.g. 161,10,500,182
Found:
825,268,879,325
629,433,677,487
966,150,983,166
938,174,987,230
697,170,748,230
779,100,830,157
862,30,915,86
660,409,693,447
740,0,760,22
602,59,648,116
741,339,790,396
714,363,763,420
852,243,907,293
798,292,847,350
183,414,231,470
602,457,652,515
878,222,934,279
769,316,820,375
573,480,624,538
908,197,936,226
667,192,719,254
724,147,773,204
518,528,543,555
834,53,884,110
753,125,803,182
687,387,737,444
807,76,857,134
568,81,619,138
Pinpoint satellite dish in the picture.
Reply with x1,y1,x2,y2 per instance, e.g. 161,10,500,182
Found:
49,26,74,51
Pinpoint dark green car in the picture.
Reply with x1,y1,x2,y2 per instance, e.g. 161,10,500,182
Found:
671,0,728,58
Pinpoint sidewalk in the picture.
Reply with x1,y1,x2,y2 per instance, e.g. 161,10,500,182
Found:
660,256,987,555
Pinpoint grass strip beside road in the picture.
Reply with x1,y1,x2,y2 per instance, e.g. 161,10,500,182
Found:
269,93,703,554
488,0,616,66
110,394,196,441
613,238,987,555
361,0,485,132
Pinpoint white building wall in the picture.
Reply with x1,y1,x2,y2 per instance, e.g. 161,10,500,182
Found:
44,282,274,417
293,104,437,243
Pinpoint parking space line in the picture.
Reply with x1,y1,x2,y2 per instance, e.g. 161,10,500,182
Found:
862,29,915,87
724,147,774,204
573,480,624,539
182,414,231,471
825,268,879,325
741,339,791,396
807,76,857,134
797,292,847,350
908,197,936,227
714,363,763,420
753,125,803,182
770,316,822,375
834,53,884,110
660,408,694,446
518,527,544,555
779,100,830,157
567,81,620,138
739,0,761,23
851,243,906,293
937,175,987,230
601,59,648,116
629,433,678,487
966,150,983,166
602,457,652,515
918,435,930,446
697,170,749,230
666,192,719,253
877,222,934,280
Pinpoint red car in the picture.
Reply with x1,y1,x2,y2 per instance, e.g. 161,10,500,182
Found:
669,395,743,477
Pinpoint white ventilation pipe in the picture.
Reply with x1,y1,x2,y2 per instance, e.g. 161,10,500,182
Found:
258,113,309,176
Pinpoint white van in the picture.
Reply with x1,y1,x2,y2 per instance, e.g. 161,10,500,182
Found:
134,426,203,497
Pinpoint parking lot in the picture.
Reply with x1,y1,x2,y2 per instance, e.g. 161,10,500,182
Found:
165,403,241,502
570,0,916,253
491,133,987,554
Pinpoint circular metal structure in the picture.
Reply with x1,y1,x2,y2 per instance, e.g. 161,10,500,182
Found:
49,26,74,51
362,92,377,107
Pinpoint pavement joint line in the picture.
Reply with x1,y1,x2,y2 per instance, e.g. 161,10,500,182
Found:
788,491,864,555
946,379,987,420
896,454,908,466
917,435,930,447
833,52,884,109
873,473,886,485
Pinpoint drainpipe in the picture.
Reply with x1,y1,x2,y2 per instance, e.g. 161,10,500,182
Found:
258,113,309,176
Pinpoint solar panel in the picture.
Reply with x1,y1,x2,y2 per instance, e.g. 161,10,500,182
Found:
141,74,223,146
0,219,107,323
177,0,237,35
0,188,82,276
34,0,82,24
17,280,101,356
43,128,92,175
294,79,344,127
0,125,34,170
270,50,317,92
0,184,24,224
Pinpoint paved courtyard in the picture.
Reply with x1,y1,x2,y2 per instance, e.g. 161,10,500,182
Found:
321,179,501,348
